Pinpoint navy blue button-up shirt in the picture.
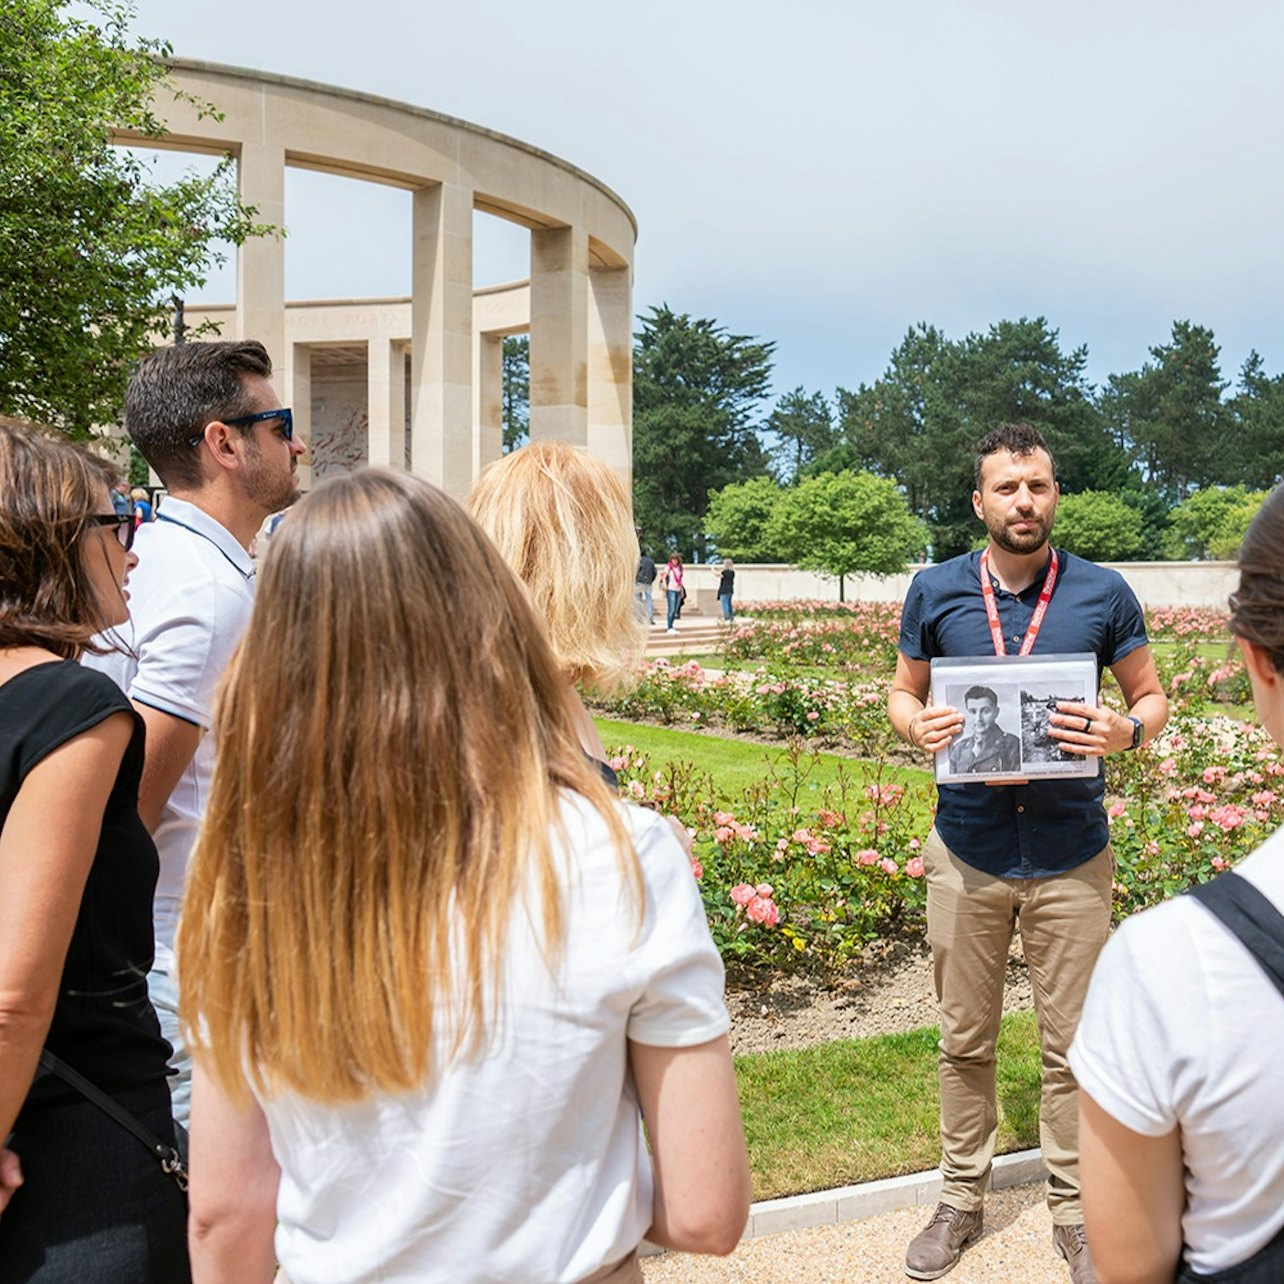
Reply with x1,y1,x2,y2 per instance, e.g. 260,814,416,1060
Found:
898,549,1148,878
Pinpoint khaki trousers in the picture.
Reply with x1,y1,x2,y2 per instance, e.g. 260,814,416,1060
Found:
922,828,1113,1224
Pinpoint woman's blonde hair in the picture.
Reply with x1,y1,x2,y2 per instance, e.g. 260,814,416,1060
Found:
179,469,637,1103
467,441,643,694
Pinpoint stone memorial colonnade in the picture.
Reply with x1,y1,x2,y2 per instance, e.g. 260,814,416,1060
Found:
111,61,637,495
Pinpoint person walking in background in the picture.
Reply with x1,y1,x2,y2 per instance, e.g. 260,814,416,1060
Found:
1070,485,1284,1283
129,486,154,526
716,557,736,624
635,541,657,626
83,340,305,1129
888,424,1168,1283
0,420,189,1280
663,551,684,633
467,440,645,779
180,470,750,1283
111,477,133,517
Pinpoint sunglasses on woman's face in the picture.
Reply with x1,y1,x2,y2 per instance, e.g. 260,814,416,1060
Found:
89,513,136,551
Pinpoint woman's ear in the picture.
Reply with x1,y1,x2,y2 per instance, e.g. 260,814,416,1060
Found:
1237,635,1280,691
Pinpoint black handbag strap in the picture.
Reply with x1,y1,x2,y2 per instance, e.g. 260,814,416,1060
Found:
38,1050,188,1191
1186,872,1284,1001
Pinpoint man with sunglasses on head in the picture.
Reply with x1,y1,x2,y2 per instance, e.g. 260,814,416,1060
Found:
85,340,306,1127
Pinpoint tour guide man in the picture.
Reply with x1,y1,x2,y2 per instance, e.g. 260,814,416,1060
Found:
888,424,1168,1284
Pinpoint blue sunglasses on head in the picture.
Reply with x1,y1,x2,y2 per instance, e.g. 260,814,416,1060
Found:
188,407,294,447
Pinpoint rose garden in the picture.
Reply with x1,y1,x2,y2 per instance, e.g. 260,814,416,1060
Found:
592,601,1266,976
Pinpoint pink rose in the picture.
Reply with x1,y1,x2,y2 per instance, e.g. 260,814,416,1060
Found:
855,848,879,866
746,895,780,927
1107,801,1127,819
880,858,899,875
689,857,703,881
755,882,774,898
906,856,925,878
729,882,755,906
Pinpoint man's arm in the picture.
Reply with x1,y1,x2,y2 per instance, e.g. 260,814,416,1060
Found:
1051,645,1169,758
131,703,203,833
887,653,963,755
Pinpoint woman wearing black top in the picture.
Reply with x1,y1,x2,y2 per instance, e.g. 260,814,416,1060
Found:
716,559,735,624
0,420,188,1280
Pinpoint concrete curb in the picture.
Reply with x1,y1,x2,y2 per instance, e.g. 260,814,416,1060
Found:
641,1149,1047,1256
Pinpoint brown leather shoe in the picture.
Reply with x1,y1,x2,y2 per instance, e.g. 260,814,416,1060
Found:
904,1203,983,1280
1052,1223,1098,1284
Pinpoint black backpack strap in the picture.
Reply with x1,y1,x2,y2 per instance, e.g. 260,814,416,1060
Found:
1187,873,1284,1001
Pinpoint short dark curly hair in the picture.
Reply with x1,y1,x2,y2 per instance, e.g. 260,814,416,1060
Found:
0,417,122,658
974,424,1056,489
126,340,273,489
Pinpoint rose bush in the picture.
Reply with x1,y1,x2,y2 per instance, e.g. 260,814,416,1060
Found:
598,605,1282,975
607,739,933,971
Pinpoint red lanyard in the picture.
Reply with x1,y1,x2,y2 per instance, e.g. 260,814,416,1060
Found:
980,547,1058,656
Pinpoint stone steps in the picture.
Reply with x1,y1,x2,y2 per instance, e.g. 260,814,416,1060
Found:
643,619,727,658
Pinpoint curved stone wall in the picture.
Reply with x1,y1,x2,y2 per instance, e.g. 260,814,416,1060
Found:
112,61,636,495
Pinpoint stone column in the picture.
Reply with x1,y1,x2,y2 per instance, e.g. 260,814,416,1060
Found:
529,226,588,445
410,182,474,495
368,338,407,470
587,264,632,485
236,144,286,364
474,332,504,477
283,342,312,492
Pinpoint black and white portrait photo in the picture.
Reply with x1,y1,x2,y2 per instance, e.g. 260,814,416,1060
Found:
931,654,1099,783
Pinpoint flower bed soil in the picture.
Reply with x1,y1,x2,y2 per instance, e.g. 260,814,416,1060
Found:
727,933,1033,1056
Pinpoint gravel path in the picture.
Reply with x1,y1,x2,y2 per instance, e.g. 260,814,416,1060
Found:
642,1183,1070,1283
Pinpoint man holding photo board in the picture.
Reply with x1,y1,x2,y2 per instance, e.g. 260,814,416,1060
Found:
887,424,1168,1284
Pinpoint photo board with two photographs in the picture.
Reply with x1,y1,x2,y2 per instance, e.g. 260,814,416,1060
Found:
929,653,1100,784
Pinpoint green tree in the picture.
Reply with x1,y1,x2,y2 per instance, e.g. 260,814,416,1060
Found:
1114,486,1172,561
632,304,774,559
765,386,834,481
0,0,270,435
1164,486,1267,561
836,318,1128,559
1100,321,1229,498
1227,351,1284,490
501,335,529,452
767,471,926,601
704,476,787,561
1052,491,1145,562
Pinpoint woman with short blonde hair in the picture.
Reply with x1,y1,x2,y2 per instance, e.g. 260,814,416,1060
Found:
466,440,643,696
182,470,748,1283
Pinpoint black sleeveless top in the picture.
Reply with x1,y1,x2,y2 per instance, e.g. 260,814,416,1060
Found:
1,661,171,1108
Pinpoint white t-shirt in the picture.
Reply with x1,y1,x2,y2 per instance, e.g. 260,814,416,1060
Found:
257,796,729,1284
1069,829,1284,1275
84,496,255,973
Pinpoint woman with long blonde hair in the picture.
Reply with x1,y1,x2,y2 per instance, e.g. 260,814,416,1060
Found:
0,419,188,1279
182,469,748,1283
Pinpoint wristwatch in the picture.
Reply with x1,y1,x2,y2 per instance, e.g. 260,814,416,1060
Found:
1126,715,1144,750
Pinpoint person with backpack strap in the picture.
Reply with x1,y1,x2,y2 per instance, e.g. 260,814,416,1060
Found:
1070,483,1284,1283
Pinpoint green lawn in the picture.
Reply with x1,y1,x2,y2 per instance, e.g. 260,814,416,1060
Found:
736,1011,1041,1200
594,717,932,807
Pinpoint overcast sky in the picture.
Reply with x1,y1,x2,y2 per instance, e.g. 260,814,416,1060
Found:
115,0,1284,405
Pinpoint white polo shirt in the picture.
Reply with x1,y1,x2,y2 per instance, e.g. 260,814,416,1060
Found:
85,496,255,974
